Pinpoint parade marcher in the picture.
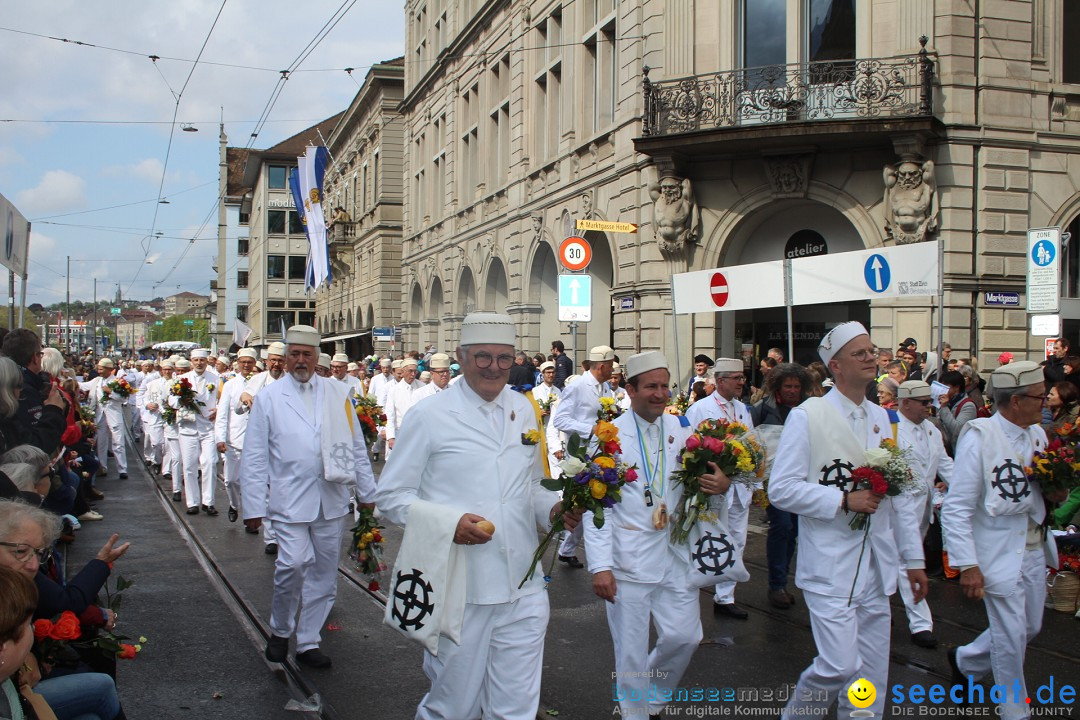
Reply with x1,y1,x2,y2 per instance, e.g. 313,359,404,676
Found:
770,321,927,719
163,359,187,500
685,353,713,395
375,312,578,720
551,339,573,389
367,359,395,461
141,359,168,476
134,359,157,455
79,358,128,479
609,362,631,412
587,351,724,718
241,325,377,670
941,361,1066,720
384,358,425,456
412,353,452,403
749,363,812,609
215,348,258,524
551,345,616,567
172,349,219,516
532,361,561,472
685,358,755,618
314,353,331,378
895,380,953,649
330,353,361,393
239,341,287,553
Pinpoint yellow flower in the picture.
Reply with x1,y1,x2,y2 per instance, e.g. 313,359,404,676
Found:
361,532,374,543
523,429,541,444
589,479,607,499
594,456,616,469
726,421,749,435
736,454,754,474
599,397,616,409
595,421,618,443
1037,459,1051,472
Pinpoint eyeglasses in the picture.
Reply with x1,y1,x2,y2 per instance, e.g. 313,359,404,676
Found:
430,368,450,375
848,349,877,361
471,352,516,370
0,542,50,564
914,399,933,406
1019,393,1047,403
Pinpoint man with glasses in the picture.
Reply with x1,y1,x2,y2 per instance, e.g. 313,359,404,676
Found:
384,358,425,458
413,353,452,403
770,322,927,719
685,358,755,619
942,361,1068,720
375,312,578,720
895,380,953,649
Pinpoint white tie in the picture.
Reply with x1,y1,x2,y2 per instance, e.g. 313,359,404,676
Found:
299,381,315,418
850,406,866,444
484,402,504,438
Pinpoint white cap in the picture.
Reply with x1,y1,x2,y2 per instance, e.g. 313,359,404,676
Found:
160,359,175,369
818,321,869,364
379,358,391,367
712,358,742,374
625,351,668,380
317,353,331,369
428,353,452,369
191,349,209,359
267,342,286,357
332,353,349,364
991,360,1043,388
898,380,931,399
237,348,258,359
611,362,622,375
460,312,516,347
402,358,419,368
588,345,615,362
347,362,358,371
176,358,192,369
97,358,115,368
286,324,321,348
255,360,265,371
420,371,431,381
539,361,555,372
391,359,403,369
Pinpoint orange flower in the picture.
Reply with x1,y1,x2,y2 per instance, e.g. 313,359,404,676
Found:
595,421,618,443
50,611,81,641
589,479,608,500
33,619,53,641
594,456,616,469
118,644,138,660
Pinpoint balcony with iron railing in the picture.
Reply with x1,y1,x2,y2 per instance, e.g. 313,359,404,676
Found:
637,37,939,156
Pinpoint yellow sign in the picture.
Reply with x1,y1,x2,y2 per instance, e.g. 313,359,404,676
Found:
575,219,639,234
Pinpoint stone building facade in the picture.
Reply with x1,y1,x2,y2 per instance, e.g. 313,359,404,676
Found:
317,59,406,359
397,0,1080,374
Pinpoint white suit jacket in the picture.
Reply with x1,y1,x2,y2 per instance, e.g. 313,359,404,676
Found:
374,380,560,605
384,378,425,439
685,391,755,508
552,372,613,440
171,369,219,436
79,375,124,424
214,374,249,448
240,374,376,523
896,415,954,527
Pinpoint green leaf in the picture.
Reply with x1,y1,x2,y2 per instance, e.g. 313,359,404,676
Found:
540,478,564,492
546,711,560,716
566,433,582,456
592,506,605,528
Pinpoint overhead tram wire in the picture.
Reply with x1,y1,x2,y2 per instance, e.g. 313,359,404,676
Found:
29,179,217,221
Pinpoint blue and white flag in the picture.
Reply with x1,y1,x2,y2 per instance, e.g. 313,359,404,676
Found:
296,146,331,292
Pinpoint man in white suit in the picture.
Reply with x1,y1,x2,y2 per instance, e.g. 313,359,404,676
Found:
79,357,129,479
384,357,425,454
215,348,257,523
239,341,286,553
241,325,377,669
172,348,219,515
942,361,1067,720
684,357,754,619
895,380,953,649
411,353,452,403
770,321,927,719
375,312,579,720
587,351,729,718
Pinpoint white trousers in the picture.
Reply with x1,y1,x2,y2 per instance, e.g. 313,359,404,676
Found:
221,445,243,511
714,485,751,604
179,431,216,507
606,567,702,717
143,421,164,465
955,548,1046,720
417,592,548,720
95,410,127,474
130,402,143,436
782,586,891,719
558,523,583,556
165,433,182,492
269,512,346,652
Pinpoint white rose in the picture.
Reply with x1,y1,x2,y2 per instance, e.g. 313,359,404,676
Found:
559,456,587,476
864,448,891,468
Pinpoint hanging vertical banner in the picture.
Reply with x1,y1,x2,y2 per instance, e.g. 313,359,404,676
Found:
295,146,332,291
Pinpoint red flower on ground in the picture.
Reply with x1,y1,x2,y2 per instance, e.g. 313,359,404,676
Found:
118,644,137,660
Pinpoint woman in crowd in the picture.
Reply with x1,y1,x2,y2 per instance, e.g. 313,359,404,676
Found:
0,565,41,720
876,377,900,410
0,358,28,456
1043,381,1080,434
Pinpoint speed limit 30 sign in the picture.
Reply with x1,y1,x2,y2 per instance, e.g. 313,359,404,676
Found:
559,236,592,271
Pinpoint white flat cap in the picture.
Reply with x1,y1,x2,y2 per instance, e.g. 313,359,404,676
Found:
286,324,321,348
460,312,516,347
420,371,431,381
428,352,452,369
818,321,869,364
625,351,668,380
401,358,419,368
176,358,192,369
317,353,331,369
391,359,403,369
712,358,743,374
611,362,623,375
991,360,1043,388
255,361,265,371
898,380,931,399
160,359,175,369
379,358,391,367
267,342,287,357
588,345,615,362
332,353,349,363
97,358,115,368
237,348,258,359
191,349,209,358
539,361,555,372
347,362,358,371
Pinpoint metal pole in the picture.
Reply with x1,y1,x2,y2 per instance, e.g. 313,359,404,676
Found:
16,221,28,328
784,258,795,362
570,321,577,372
7,271,13,329
669,277,681,390
93,279,97,353
936,234,944,363
65,256,70,351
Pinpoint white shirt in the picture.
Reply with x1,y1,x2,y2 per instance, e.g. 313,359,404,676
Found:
551,372,614,440
385,378,426,439
214,374,251,448
368,372,395,405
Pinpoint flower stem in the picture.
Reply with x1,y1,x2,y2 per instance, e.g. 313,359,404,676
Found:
847,521,871,607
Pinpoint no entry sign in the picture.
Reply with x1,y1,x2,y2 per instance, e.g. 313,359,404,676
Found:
710,272,729,307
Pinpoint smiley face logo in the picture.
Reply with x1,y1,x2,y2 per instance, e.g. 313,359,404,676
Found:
847,678,876,709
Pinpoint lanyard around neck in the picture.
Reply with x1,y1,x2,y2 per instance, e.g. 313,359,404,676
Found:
633,413,665,497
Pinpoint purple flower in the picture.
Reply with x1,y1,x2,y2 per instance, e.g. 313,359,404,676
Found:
600,495,616,508
603,468,618,484
575,472,589,485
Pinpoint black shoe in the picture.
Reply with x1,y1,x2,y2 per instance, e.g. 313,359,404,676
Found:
118,473,128,479
186,506,199,515
88,488,106,500
947,647,965,684
162,472,172,480
265,635,289,663
245,525,259,534
228,506,238,522
911,631,938,649
172,491,181,502
295,648,332,668
265,543,278,555
713,602,749,620
205,505,219,516
768,588,795,609
558,554,584,568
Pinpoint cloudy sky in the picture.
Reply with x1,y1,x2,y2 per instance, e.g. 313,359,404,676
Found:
0,1,404,308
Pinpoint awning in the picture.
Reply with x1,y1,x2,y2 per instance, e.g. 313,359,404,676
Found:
321,330,371,343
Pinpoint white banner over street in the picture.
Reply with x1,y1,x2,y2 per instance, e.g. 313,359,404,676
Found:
671,261,785,314
790,242,938,305
0,193,30,276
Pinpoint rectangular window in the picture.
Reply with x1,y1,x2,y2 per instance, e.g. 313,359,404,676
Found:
267,300,286,308
743,0,786,68
288,211,305,235
268,165,288,189
235,304,247,322
266,310,293,332
1066,1,1080,83
373,151,380,202
288,300,308,309
237,238,249,256
267,255,286,279
287,255,307,280
584,21,616,134
237,270,248,289
239,211,249,225
808,0,855,63
267,210,286,235
362,165,369,213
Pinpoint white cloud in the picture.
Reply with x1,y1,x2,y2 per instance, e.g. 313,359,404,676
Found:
15,170,87,216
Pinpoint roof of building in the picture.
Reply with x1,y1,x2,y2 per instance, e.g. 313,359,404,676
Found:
225,147,250,200
241,113,344,188
167,291,209,300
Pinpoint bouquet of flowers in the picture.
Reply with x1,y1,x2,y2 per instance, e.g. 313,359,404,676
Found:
519,422,638,587
170,377,204,415
349,507,387,592
105,377,135,399
352,395,386,447
33,610,145,664
665,387,691,416
1026,423,1080,495
537,395,557,417
847,438,919,531
669,419,764,544
161,406,177,425
598,396,622,422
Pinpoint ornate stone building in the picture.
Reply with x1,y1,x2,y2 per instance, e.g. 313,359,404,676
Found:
397,0,1080,373
318,59,406,359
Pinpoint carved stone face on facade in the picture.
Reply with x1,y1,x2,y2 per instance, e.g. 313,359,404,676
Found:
896,162,923,189
581,192,593,217
883,157,939,244
660,178,681,202
649,172,701,256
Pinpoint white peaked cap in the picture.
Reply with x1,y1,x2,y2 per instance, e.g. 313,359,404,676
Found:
818,321,869,364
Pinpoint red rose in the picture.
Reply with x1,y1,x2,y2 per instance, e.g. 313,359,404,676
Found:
118,644,137,660
33,619,54,641
625,467,638,482
368,581,380,592
49,611,81,641
869,474,889,495
603,440,621,455
685,434,702,451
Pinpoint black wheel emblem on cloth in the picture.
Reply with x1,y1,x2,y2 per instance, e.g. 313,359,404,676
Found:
991,459,1030,504
692,532,736,576
819,458,855,490
391,568,435,630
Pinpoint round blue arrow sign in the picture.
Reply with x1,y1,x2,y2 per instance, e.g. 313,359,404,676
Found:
863,254,891,293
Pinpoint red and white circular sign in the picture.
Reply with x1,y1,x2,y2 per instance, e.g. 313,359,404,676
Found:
710,272,729,307
559,236,592,272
